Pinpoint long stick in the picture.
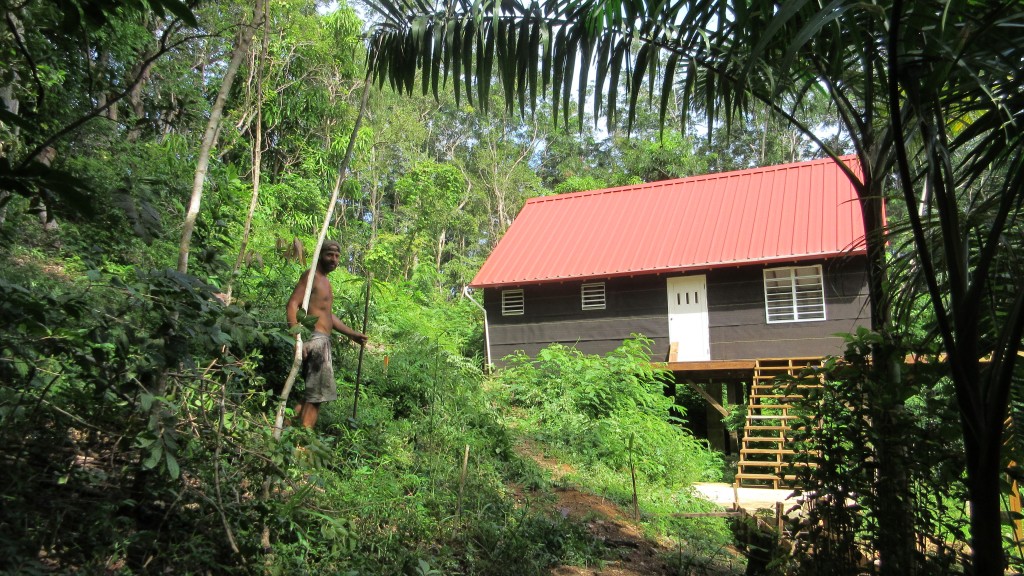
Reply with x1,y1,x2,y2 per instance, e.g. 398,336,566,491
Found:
351,272,373,419
457,444,470,520
273,72,373,439
629,433,640,522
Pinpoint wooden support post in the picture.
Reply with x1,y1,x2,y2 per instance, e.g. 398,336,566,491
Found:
457,444,470,520
685,379,729,417
705,381,726,452
1008,454,1024,544
726,381,744,454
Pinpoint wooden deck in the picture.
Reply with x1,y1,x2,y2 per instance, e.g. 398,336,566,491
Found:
655,359,757,372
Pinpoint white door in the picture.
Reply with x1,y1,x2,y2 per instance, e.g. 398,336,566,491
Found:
667,275,710,361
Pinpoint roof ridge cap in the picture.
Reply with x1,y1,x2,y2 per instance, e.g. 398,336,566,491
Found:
530,155,858,204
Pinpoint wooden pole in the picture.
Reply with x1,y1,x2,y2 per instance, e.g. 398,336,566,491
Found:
628,433,640,522
457,444,470,520
351,273,372,419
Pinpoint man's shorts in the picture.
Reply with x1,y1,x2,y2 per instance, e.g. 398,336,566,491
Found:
302,332,337,403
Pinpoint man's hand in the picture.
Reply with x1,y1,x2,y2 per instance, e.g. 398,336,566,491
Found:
350,332,368,346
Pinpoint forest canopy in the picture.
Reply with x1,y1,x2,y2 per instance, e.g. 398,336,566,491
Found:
2,0,1023,574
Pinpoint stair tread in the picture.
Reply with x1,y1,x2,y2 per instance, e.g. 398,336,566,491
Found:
751,394,804,399
734,473,791,480
739,358,825,490
738,461,811,468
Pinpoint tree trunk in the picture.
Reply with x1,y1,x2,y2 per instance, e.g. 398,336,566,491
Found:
964,405,1005,576
177,0,266,274
872,350,915,576
0,86,17,226
126,54,156,142
860,158,916,576
225,5,269,304
32,147,59,233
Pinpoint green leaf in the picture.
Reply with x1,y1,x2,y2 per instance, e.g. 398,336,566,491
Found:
594,35,611,127
477,23,494,110
432,22,443,99
659,52,679,138
608,39,627,130
463,19,476,106
514,18,530,117
550,25,566,124
143,445,163,469
498,19,517,113
157,0,199,27
577,33,594,130
540,17,552,97
560,28,578,128
165,452,180,480
627,42,650,135
452,19,463,106
528,20,541,113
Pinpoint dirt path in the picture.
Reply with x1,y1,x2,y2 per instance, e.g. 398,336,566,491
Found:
513,439,738,576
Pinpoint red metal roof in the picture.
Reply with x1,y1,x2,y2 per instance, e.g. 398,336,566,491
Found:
470,156,866,288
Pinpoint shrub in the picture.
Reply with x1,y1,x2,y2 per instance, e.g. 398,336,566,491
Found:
494,337,722,488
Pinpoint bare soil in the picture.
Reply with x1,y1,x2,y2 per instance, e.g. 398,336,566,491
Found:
513,439,743,576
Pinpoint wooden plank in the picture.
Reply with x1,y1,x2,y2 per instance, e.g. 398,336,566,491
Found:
684,380,729,418
657,359,757,371
669,342,679,363
673,511,742,518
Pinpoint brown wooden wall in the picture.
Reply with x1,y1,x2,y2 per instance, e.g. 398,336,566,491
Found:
484,276,667,362
707,258,870,359
483,256,871,365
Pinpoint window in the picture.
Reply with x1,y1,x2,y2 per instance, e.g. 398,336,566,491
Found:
764,265,826,323
501,289,524,316
581,282,606,310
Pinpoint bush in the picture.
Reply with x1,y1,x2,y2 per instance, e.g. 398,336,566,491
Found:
494,337,722,488
783,329,969,576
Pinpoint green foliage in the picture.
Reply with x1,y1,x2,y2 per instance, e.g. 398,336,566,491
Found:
0,254,277,573
489,338,736,569
0,239,614,575
495,337,722,488
779,328,969,575
553,175,608,194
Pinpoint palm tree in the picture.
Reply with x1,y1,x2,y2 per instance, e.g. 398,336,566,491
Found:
363,0,1024,574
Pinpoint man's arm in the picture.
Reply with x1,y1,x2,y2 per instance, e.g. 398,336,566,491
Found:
332,315,368,345
286,271,309,331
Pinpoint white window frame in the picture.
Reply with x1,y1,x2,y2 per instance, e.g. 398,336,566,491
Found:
763,265,826,323
581,282,606,310
501,289,524,316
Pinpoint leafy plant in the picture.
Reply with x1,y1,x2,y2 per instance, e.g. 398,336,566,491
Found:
782,329,969,575
495,337,722,488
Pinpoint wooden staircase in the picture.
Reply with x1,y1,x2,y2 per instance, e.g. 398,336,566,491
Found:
735,358,823,489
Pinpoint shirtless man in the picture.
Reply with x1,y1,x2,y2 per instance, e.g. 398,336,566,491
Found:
286,240,368,429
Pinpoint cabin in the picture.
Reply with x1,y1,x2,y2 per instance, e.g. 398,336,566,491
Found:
470,156,872,487
471,155,870,364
